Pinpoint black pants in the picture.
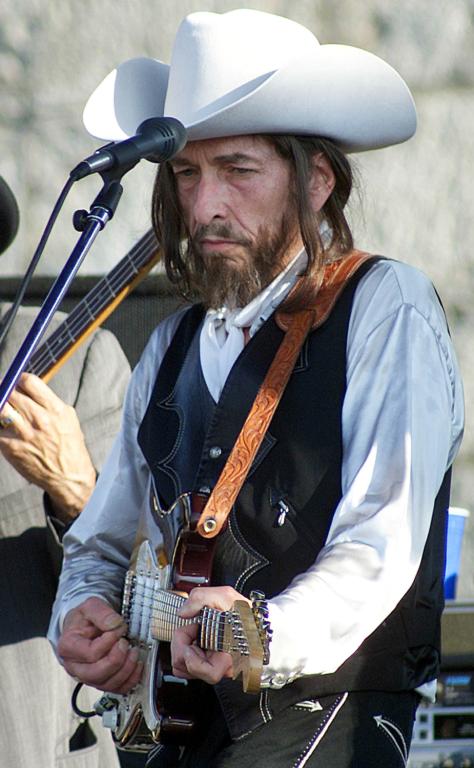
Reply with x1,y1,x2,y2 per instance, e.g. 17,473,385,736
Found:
148,689,419,768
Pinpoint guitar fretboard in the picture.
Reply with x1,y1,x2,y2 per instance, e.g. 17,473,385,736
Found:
27,229,159,379
122,567,247,655
151,590,229,651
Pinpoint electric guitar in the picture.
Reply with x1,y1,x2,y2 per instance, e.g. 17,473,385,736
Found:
95,492,270,752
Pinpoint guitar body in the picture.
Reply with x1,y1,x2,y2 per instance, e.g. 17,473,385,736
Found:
99,494,218,752
96,493,265,753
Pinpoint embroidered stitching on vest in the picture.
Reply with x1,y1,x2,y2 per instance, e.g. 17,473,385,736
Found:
373,712,409,767
292,692,348,768
228,511,269,592
259,690,272,724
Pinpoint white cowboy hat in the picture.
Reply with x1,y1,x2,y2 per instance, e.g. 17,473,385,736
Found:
83,8,416,153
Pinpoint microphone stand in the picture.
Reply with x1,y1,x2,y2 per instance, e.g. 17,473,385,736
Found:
0,169,127,411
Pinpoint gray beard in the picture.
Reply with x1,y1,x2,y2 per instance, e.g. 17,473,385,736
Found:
185,214,298,309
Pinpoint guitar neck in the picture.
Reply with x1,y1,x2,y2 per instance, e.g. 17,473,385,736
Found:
26,229,160,383
150,590,235,654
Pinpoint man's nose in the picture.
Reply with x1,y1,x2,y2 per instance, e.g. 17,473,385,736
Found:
192,175,228,225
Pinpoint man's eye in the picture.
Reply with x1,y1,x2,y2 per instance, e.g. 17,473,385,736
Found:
175,168,195,178
230,167,254,175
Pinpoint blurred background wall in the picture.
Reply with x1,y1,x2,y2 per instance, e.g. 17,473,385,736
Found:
1,0,473,593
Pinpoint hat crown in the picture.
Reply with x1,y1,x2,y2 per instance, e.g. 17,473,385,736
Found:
165,10,320,124
82,8,416,153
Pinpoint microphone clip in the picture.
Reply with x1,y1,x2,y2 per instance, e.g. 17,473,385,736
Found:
73,175,124,232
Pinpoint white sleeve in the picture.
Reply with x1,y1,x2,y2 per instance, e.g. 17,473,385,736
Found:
261,262,464,687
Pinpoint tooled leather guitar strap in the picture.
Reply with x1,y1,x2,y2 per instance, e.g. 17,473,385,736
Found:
196,250,374,539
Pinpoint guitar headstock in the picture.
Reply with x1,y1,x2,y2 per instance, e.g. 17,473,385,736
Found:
221,599,266,694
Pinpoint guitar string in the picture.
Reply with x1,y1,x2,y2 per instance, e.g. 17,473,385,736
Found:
126,572,259,658
132,605,229,651
128,584,229,650
123,572,256,656
28,230,158,375
133,588,199,642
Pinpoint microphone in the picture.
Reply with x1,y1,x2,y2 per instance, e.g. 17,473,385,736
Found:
70,117,187,181
0,176,20,254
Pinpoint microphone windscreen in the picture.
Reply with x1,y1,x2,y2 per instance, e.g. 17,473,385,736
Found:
0,176,20,255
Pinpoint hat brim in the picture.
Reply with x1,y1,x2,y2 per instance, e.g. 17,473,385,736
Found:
83,46,416,154
83,57,170,141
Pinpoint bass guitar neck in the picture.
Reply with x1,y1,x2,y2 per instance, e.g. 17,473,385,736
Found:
25,228,160,382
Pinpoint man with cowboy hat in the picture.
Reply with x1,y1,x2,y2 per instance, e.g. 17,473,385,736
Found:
49,9,464,767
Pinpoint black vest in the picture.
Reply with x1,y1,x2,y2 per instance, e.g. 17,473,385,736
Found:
138,261,450,738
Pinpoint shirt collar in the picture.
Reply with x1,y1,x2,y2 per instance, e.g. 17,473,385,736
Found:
206,248,308,338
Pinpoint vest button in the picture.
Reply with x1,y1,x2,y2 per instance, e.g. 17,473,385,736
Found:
209,446,222,459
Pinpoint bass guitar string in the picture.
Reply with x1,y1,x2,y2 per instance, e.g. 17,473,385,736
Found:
29,230,157,375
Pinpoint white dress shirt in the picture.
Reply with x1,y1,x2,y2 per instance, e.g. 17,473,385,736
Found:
48,257,464,694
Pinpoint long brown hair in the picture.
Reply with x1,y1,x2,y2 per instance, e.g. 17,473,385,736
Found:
152,134,354,311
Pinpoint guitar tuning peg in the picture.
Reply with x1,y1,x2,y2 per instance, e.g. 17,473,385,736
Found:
249,590,265,602
249,589,272,665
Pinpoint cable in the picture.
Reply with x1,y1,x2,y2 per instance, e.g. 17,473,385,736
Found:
71,682,97,719
0,175,75,353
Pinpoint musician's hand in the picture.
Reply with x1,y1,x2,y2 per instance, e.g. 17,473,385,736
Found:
0,372,96,523
171,586,248,685
58,597,143,694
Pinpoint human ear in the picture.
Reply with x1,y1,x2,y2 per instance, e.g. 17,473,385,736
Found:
308,152,336,212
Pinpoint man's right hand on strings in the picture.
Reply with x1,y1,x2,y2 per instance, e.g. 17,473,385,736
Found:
57,596,143,693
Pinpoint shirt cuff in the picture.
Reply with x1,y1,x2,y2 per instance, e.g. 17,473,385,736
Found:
43,493,77,543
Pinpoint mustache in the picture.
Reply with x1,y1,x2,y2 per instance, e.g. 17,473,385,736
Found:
192,223,251,247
